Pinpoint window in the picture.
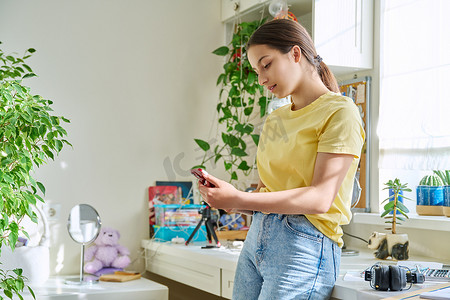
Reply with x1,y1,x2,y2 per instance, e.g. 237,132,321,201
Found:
378,0,450,214
378,0,450,169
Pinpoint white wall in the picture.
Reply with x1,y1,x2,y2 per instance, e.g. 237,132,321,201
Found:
0,0,223,275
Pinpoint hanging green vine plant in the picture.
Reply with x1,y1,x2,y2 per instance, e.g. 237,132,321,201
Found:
193,19,269,183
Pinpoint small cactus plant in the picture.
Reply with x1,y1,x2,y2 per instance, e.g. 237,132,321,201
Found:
433,170,450,186
419,174,444,186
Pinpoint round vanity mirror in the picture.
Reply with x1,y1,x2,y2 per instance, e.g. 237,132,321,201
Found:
65,204,101,285
67,204,101,244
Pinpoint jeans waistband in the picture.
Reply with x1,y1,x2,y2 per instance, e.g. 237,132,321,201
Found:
254,211,305,221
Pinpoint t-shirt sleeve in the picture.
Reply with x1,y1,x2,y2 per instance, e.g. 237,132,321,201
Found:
317,103,365,158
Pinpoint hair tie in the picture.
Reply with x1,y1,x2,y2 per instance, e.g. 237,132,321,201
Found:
315,55,323,63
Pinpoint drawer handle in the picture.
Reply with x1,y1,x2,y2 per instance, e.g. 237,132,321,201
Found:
233,2,239,11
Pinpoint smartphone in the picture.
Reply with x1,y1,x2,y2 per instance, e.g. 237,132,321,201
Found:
191,168,215,187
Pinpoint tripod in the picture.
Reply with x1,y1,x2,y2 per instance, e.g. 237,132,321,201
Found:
185,202,221,248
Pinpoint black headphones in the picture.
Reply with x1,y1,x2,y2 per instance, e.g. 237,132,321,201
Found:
364,264,425,291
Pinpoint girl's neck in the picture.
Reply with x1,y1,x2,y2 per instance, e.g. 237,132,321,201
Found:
290,79,330,111
289,59,332,111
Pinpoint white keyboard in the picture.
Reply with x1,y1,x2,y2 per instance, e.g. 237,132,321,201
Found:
424,269,450,281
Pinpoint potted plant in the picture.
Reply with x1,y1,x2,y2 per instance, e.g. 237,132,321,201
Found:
433,170,450,217
416,174,444,216
368,178,411,260
0,42,71,298
193,19,268,185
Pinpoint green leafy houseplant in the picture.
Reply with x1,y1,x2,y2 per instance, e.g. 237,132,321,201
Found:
193,19,268,183
0,42,71,299
381,178,411,234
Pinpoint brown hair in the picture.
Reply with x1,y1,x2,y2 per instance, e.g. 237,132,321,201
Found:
247,19,339,93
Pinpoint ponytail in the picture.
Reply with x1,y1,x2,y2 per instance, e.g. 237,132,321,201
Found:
317,61,339,93
247,19,339,93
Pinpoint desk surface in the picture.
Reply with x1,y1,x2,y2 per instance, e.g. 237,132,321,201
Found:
142,239,450,300
7,276,168,300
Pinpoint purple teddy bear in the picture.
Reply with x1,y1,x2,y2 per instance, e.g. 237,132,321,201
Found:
84,227,130,274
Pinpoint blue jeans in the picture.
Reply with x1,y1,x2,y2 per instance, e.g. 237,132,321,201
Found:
232,212,341,300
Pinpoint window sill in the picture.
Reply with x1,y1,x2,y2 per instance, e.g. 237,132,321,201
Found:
352,212,450,232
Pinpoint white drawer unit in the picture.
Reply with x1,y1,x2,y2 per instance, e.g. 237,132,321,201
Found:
221,269,235,299
142,240,240,298
146,247,221,296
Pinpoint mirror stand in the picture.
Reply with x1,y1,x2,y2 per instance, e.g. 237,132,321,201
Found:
65,204,102,285
65,243,99,285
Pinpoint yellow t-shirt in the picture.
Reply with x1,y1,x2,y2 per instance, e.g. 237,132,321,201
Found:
256,91,365,247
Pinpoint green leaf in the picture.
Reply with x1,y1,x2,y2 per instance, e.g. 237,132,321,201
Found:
380,210,390,218
216,74,226,86
35,194,44,203
231,171,238,181
247,71,257,85
222,106,232,118
194,139,210,151
8,232,18,252
18,292,25,300
212,46,229,56
22,230,30,240
12,269,23,276
62,139,73,147
30,211,38,223
221,133,229,145
258,96,267,117
383,201,394,211
4,289,13,298
396,201,410,213
224,162,232,171
228,135,239,147
243,124,254,134
22,73,37,79
238,160,250,171
231,96,243,107
55,140,63,152
251,134,260,146
244,106,253,116
192,165,206,170
44,149,54,160
28,286,36,299
231,148,247,157
36,182,46,195
235,124,246,134
398,209,409,219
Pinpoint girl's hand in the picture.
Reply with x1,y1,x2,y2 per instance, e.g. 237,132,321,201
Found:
197,173,241,210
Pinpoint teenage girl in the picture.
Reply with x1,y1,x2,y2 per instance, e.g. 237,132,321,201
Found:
198,19,365,299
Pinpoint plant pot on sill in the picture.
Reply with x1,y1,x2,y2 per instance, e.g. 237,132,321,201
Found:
368,232,409,261
444,185,450,217
416,185,444,216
